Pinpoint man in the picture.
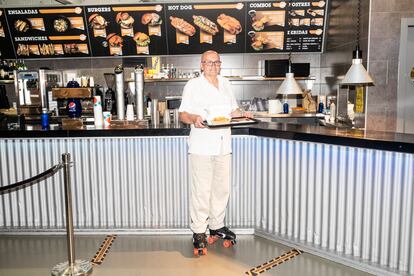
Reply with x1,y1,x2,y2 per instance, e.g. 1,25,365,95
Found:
179,50,246,255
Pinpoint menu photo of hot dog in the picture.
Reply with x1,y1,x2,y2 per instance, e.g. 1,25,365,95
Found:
165,2,245,55
169,16,195,44
85,4,167,56
193,15,219,44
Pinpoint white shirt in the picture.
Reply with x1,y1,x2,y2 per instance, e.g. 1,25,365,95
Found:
179,74,238,155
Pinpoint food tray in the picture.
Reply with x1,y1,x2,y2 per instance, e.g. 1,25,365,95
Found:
204,117,260,128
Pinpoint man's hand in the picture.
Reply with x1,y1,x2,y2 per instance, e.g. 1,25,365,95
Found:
193,115,206,128
179,111,206,128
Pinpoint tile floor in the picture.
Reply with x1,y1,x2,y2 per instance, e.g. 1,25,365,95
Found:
0,234,372,276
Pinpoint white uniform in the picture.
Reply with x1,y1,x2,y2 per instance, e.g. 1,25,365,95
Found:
179,74,238,233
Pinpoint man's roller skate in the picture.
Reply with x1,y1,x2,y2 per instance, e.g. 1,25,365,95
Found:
193,233,208,256
208,226,237,248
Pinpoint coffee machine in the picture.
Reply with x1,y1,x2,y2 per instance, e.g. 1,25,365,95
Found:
103,73,116,115
14,69,62,116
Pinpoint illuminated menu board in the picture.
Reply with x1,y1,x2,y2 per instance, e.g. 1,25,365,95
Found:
6,6,91,58
85,4,168,57
165,2,246,55
2,1,328,59
246,1,327,53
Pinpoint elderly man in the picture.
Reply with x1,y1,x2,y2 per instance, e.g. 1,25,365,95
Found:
179,50,246,255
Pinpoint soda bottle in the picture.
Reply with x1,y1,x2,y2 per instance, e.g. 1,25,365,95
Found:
283,100,289,114
41,108,49,130
318,99,324,113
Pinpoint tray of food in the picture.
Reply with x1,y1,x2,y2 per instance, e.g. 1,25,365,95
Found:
204,116,259,128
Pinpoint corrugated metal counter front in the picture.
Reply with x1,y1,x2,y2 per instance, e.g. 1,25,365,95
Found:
1,124,414,275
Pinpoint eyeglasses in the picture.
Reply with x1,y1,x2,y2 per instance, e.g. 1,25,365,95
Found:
202,60,222,66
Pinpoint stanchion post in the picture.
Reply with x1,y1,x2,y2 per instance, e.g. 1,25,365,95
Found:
51,153,92,276
62,153,75,267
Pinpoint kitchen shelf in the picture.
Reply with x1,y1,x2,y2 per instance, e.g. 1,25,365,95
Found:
126,76,316,83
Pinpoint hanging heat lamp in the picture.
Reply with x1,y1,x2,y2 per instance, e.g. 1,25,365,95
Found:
341,0,374,85
276,54,303,113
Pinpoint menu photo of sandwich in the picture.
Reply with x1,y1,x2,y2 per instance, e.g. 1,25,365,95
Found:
116,12,134,37
29,44,40,55
249,31,284,51
249,10,286,31
193,15,219,44
141,13,162,36
133,32,150,54
216,13,242,44
16,44,30,56
63,43,89,55
106,33,123,55
169,16,196,45
88,13,108,38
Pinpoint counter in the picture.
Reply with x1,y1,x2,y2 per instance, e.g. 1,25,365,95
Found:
1,122,413,276
1,122,413,153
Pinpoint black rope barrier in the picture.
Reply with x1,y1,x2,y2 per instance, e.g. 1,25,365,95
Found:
0,153,93,275
0,163,63,195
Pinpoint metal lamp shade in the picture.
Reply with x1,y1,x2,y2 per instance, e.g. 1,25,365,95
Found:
341,58,374,85
276,73,303,95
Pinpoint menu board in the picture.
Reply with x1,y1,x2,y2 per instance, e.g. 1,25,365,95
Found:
2,1,328,59
246,1,327,53
85,4,168,56
6,7,91,58
165,2,246,55
0,9,16,59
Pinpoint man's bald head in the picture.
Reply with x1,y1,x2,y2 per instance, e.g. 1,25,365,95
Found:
201,50,220,62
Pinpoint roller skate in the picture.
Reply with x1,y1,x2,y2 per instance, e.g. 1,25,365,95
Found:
208,226,237,248
193,233,208,256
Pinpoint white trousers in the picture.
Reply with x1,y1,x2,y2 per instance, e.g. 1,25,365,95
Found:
189,153,231,233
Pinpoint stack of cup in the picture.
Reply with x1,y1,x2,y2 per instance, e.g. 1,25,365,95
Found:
103,111,111,128
163,109,170,126
126,104,134,121
93,96,104,127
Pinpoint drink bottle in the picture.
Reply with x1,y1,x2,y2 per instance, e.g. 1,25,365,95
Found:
41,108,49,130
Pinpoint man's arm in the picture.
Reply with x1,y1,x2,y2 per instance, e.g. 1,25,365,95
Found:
179,111,206,128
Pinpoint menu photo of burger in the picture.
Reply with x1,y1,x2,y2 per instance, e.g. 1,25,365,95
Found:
88,13,108,37
106,33,123,55
133,32,150,54
141,13,163,36
116,12,134,37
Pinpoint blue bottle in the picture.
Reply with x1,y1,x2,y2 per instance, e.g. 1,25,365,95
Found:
283,101,289,114
318,101,324,113
41,108,49,130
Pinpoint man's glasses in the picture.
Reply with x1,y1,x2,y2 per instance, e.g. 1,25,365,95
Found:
202,60,222,66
